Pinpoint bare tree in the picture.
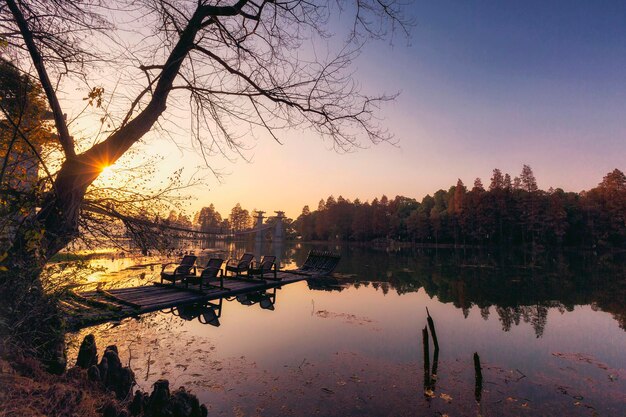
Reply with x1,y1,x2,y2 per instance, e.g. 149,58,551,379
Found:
0,0,408,355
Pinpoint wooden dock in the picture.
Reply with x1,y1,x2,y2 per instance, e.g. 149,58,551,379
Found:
61,271,310,330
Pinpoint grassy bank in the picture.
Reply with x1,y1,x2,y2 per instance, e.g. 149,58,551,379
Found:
0,346,112,417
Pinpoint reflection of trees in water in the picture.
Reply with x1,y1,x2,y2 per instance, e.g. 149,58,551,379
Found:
495,304,550,336
325,245,626,336
189,242,625,334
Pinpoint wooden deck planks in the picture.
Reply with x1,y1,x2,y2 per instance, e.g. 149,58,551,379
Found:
64,270,312,330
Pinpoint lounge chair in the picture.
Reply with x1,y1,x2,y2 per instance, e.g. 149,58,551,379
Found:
248,255,279,280
287,250,341,276
225,253,254,277
184,258,225,290
160,254,197,286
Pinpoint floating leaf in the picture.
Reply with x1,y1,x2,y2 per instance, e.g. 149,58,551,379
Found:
440,393,453,402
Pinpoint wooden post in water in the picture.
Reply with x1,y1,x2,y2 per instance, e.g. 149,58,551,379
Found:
473,352,483,403
426,307,439,351
422,327,430,374
425,307,439,390
422,326,431,396
431,345,439,388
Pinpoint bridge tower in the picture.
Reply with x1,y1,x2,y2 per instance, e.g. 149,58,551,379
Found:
254,211,266,247
274,211,285,241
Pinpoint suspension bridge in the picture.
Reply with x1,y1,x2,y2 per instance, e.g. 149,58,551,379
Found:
231,211,285,240
116,210,286,254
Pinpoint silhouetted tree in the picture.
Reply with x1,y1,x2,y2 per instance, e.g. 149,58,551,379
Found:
584,169,626,247
1,0,409,356
196,204,223,231
229,203,251,232
544,190,568,246
352,200,373,241
294,167,623,250
295,205,315,240
473,177,484,192
449,179,466,244
520,164,538,193
489,169,504,191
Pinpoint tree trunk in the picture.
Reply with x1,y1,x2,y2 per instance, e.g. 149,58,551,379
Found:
0,256,66,372
0,157,100,370
0,2,208,368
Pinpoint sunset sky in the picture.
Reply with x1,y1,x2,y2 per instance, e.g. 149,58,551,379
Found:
98,1,626,219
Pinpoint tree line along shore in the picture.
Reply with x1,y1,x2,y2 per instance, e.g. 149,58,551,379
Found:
190,166,625,250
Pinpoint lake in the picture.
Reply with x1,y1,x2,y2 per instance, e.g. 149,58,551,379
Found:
65,242,626,416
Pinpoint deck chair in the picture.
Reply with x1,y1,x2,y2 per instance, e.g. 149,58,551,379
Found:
225,253,254,277
184,258,225,291
248,255,278,280
160,255,197,286
291,250,341,276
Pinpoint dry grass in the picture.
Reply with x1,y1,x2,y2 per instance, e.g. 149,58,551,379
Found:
0,348,118,417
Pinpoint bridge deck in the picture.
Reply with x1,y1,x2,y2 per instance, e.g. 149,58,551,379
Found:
62,271,310,330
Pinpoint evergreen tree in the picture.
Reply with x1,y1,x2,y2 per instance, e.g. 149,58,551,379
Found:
489,169,505,191
351,201,371,241
229,203,251,231
196,204,223,231
473,177,485,192
293,168,623,249
504,173,513,190
520,165,538,193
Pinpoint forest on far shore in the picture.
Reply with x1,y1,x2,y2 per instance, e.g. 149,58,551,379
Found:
191,166,625,250
293,166,625,249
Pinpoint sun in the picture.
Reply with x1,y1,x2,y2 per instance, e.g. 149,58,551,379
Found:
99,164,114,180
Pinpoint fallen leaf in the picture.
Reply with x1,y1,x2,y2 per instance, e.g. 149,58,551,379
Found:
440,393,453,402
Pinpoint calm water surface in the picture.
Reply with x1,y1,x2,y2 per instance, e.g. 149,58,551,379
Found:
66,243,626,416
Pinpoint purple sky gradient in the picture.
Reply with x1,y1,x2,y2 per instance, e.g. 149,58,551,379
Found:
191,1,624,218
99,1,624,219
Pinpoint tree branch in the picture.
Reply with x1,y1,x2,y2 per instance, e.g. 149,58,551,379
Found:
5,0,75,158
